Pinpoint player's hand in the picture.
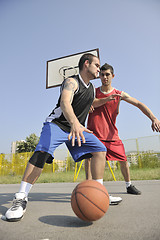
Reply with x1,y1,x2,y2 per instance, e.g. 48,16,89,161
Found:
89,105,95,113
106,93,121,101
151,118,160,132
68,122,93,147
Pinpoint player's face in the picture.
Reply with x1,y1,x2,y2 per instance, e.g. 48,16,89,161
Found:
99,69,114,86
87,57,100,79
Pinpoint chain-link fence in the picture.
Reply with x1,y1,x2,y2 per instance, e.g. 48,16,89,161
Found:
122,135,160,168
0,135,160,176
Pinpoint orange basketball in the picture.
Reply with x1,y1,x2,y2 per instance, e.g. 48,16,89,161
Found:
71,180,109,222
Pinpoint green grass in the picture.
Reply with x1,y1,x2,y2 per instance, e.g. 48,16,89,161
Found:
0,168,160,184
104,168,160,181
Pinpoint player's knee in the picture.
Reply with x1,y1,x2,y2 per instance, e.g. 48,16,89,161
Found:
29,151,53,168
92,151,106,158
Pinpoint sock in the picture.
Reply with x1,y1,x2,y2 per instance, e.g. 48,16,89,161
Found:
96,179,103,185
19,181,33,196
126,181,131,188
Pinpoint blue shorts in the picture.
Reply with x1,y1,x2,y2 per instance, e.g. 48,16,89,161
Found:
35,122,106,162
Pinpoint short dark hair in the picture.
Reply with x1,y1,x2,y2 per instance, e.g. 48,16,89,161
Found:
100,63,114,75
78,53,98,71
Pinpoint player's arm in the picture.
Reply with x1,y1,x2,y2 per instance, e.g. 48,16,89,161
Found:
121,91,160,132
92,93,121,108
60,78,92,146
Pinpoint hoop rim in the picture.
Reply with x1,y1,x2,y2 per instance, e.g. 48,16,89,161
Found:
58,65,78,79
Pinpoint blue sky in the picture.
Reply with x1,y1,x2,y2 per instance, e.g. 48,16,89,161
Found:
0,0,160,154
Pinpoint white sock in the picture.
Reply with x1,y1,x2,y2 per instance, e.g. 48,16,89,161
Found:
126,181,131,188
19,181,33,196
96,179,103,185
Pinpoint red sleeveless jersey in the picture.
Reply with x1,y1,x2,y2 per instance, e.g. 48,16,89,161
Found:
87,87,122,141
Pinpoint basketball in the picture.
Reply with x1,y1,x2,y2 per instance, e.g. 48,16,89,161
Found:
71,180,109,222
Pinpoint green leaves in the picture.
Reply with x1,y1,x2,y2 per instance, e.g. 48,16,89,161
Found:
16,133,39,153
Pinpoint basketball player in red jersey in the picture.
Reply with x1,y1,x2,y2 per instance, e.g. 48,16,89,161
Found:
86,63,160,195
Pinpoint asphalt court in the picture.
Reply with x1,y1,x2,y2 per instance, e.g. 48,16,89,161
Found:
0,180,160,240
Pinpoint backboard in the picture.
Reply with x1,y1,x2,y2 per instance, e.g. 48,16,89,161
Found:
46,48,99,88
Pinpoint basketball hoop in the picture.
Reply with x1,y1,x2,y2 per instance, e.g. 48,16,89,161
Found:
58,66,78,79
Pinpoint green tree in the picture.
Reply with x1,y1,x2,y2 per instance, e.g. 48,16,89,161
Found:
16,134,39,153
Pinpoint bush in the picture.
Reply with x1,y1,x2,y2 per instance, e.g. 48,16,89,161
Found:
140,152,160,168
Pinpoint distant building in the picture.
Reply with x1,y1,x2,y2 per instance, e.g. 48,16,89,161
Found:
126,152,138,166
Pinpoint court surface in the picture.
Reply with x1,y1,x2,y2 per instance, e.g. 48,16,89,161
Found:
0,180,160,240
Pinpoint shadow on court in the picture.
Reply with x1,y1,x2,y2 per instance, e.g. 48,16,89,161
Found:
39,215,92,228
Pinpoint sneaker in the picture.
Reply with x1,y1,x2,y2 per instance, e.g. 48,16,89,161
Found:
5,192,28,222
109,195,122,205
127,184,141,195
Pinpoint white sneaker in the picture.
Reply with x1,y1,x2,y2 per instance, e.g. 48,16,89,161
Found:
109,195,122,205
5,192,28,222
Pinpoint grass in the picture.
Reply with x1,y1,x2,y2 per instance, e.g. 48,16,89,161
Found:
0,168,160,184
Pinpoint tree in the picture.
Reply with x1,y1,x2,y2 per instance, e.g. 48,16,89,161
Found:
16,133,39,153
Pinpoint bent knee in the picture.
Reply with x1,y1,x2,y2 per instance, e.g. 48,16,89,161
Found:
91,151,106,158
29,151,53,168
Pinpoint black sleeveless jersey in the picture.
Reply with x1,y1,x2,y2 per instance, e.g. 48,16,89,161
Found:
46,75,95,132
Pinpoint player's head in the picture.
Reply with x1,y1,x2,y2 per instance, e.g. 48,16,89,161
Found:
78,53,100,79
99,63,115,86
100,63,114,75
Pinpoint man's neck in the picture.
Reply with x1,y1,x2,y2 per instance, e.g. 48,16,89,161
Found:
79,71,90,85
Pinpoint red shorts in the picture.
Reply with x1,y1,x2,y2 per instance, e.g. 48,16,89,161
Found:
101,140,127,162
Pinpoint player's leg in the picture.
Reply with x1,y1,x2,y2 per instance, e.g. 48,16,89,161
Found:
85,154,122,205
67,134,122,205
120,161,141,194
66,132,106,180
5,152,50,222
85,155,106,182
92,151,122,205
119,161,130,182
5,122,68,221
85,158,92,180
106,140,141,195
22,161,43,184
90,151,106,182
85,156,105,182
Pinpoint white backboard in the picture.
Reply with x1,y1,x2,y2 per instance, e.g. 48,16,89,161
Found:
46,48,99,88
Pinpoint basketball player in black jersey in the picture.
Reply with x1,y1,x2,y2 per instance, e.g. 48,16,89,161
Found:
5,53,120,221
